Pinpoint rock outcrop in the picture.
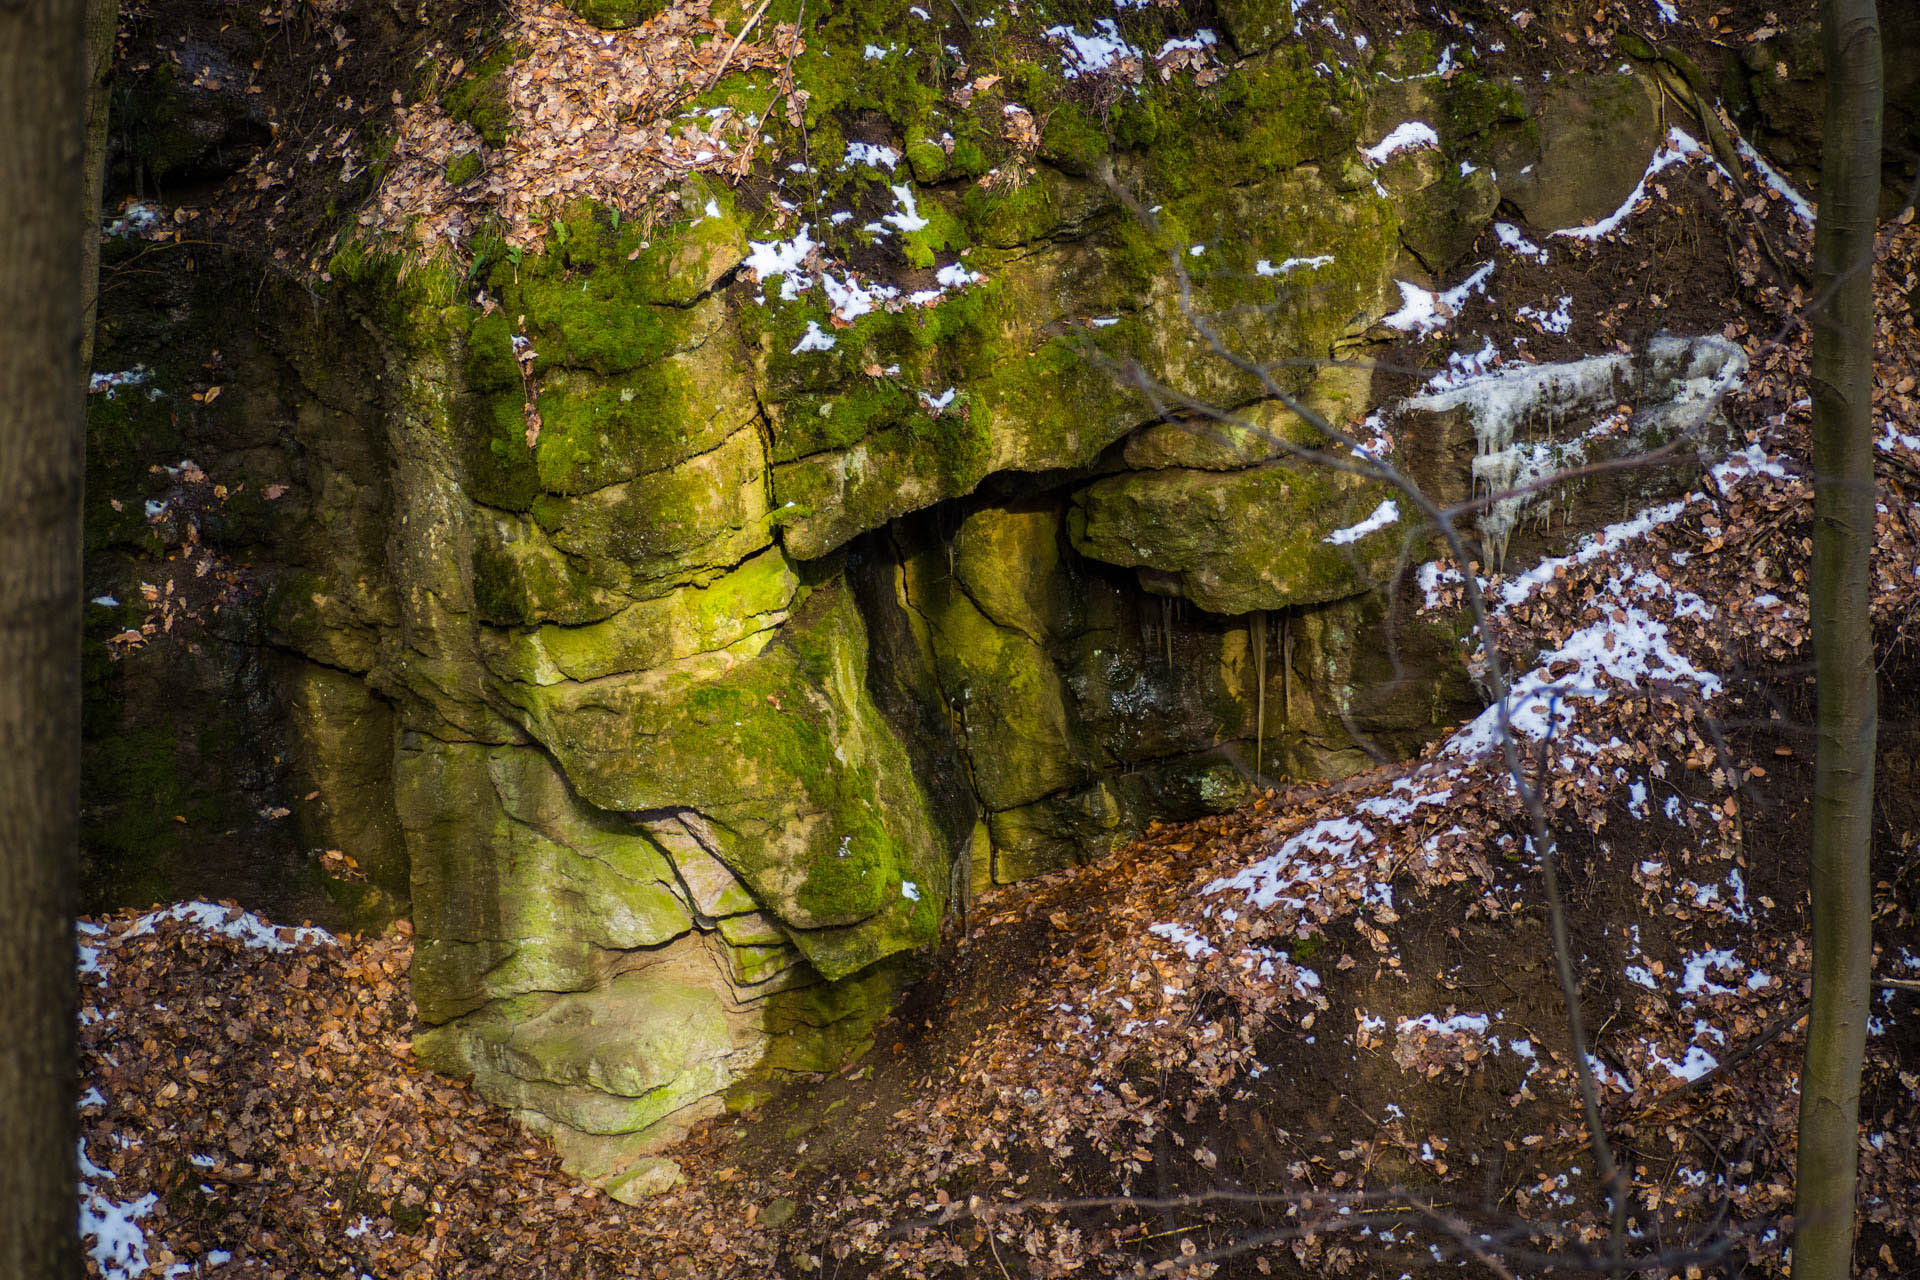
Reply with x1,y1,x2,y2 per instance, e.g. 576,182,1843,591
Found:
83,0,1758,1193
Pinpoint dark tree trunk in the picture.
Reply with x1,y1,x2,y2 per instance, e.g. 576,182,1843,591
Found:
0,0,88,1273
80,0,118,377
1793,3,1883,1279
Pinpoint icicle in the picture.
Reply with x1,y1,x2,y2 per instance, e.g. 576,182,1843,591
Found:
1252,611,1267,780
1281,612,1293,727
1161,596,1174,668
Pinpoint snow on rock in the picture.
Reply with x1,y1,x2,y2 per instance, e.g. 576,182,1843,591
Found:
791,320,837,354
1045,19,1141,78
880,183,929,233
1734,137,1814,224
1397,1012,1491,1035
103,202,167,238
842,141,900,170
1256,255,1334,276
81,1186,164,1280
90,367,156,399
1206,816,1378,912
117,901,336,954
935,262,983,289
1422,337,1499,392
821,271,897,322
1397,334,1745,567
1149,922,1217,960
1360,121,1440,164
1155,29,1218,57
1679,949,1745,997
1323,499,1400,545
1487,498,1690,612
742,224,818,299
1517,295,1573,334
1494,220,1548,263
1380,262,1493,332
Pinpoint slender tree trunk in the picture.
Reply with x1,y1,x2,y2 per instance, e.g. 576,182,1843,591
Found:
80,0,118,378
1793,3,1882,1279
0,0,88,1273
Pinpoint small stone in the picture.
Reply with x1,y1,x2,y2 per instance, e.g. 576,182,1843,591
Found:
604,1156,683,1205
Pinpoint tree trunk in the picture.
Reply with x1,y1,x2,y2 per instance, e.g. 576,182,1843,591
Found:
1792,3,1883,1279
0,0,89,1273
80,0,118,378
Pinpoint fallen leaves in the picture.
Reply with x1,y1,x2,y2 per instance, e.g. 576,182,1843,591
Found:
367,0,804,255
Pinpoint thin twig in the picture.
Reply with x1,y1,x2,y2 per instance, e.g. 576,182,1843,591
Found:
703,0,775,93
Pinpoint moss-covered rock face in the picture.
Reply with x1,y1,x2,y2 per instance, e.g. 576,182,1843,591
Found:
1070,464,1407,616
491,582,948,977
85,0,1688,1198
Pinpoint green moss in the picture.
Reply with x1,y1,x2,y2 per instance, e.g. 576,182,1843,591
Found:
524,423,771,595
469,510,633,627
494,583,946,979
903,126,952,183
555,0,666,29
483,547,799,684
959,174,1069,249
85,389,182,555
441,44,523,148
516,273,692,376
523,332,757,495
1039,102,1110,176
1440,71,1530,142
1214,0,1307,52
445,151,483,188
987,778,1148,882
401,742,698,1020
414,972,735,1135
1112,47,1362,197
759,955,920,1075
919,568,1087,811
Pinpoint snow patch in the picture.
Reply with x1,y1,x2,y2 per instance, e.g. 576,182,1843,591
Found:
1324,499,1400,545
1380,262,1494,332
1554,128,1710,241
790,320,837,354
1360,121,1440,164
843,141,900,170
1046,19,1141,78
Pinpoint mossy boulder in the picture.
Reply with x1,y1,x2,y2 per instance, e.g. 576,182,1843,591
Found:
480,547,799,686
497,424,772,609
924,580,1087,812
1070,464,1410,616
1491,73,1661,233
755,160,1397,557
413,964,746,1139
987,777,1149,882
949,504,1073,643
494,582,948,979
281,661,409,914
401,741,696,1021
